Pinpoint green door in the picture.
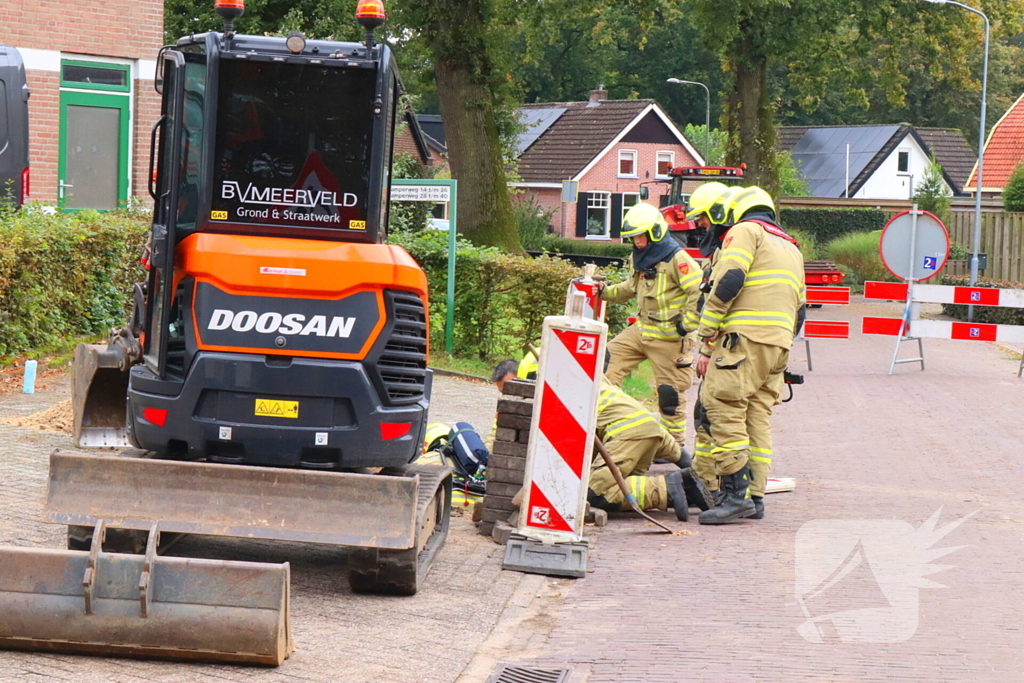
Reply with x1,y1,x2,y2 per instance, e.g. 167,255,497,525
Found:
58,61,131,210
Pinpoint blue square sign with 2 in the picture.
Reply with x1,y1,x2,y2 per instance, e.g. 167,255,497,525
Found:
923,256,938,271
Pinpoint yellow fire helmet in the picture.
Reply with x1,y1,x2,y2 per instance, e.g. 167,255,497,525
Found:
620,202,669,242
684,181,730,220
423,422,451,453
724,186,776,224
517,351,539,380
706,185,749,225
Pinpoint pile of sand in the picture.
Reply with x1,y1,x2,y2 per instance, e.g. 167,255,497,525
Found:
2,399,74,434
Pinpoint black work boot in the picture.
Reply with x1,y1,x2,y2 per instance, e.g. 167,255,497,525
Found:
664,471,689,521
750,496,765,519
699,467,756,525
712,487,726,507
681,468,714,512
676,446,693,469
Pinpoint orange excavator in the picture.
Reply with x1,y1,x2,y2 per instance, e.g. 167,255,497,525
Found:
0,0,450,665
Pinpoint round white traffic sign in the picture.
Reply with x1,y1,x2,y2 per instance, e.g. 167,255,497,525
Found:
879,210,950,282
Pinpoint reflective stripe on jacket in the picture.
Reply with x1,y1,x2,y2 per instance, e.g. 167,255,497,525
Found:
602,250,701,341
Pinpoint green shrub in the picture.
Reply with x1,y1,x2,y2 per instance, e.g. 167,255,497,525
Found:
536,236,632,258
787,229,819,261
1002,164,1024,213
0,206,149,358
780,208,888,245
940,275,1024,325
949,241,970,260
825,231,896,285
392,229,635,361
513,194,553,251
913,154,952,226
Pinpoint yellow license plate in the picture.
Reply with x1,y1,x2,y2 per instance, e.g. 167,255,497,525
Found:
254,399,299,419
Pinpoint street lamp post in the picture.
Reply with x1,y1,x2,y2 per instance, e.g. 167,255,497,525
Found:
667,78,711,164
921,0,989,321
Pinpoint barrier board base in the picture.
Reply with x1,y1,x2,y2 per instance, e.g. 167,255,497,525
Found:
502,535,589,578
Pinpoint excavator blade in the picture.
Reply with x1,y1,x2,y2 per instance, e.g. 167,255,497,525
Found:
72,343,132,448
0,522,291,665
44,452,421,549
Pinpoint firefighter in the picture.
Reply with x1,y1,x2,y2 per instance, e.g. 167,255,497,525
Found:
587,375,713,520
693,186,805,524
684,182,738,501
596,202,702,449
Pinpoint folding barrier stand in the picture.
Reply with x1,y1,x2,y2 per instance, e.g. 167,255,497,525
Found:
796,286,852,371
503,291,607,578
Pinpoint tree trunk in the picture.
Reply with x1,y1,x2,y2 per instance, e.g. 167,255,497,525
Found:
724,36,779,196
419,0,521,252
433,61,520,252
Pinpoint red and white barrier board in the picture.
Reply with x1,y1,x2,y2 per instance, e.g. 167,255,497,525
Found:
803,320,851,339
864,280,1024,309
518,307,607,544
565,279,606,322
806,286,851,306
910,320,1024,343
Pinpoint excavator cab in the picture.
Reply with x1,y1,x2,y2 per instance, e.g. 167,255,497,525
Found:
79,8,431,469
1,0,451,665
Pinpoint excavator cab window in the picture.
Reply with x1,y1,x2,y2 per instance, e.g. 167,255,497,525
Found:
210,59,376,234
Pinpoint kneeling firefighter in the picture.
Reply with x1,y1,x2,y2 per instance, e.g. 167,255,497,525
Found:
587,355,713,520
596,203,702,450
693,186,805,524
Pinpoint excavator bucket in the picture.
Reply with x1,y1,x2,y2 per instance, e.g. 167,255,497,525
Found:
45,452,422,547
44,452,452,595
0,521,291,665
72,343,132,448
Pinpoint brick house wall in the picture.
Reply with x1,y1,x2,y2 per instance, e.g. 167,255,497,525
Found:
1,0,164,206
523,140,699,239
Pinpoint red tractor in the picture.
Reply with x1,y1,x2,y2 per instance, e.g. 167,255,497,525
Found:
646,165,845,287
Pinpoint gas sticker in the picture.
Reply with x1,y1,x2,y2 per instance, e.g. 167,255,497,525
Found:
349,220,367,230
255,399,300,419
211,211,228,220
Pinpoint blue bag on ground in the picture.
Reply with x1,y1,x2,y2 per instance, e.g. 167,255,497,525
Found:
448,422,489,477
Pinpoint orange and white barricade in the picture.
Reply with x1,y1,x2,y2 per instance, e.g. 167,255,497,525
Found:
502,291,607,578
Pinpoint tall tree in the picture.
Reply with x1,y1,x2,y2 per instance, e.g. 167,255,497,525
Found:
163,0,522,251
395,0,521,251
691,0,1024,193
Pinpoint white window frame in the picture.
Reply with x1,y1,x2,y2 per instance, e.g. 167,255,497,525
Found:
656,150,675,179
897,149,911,175
617,149,638,178
621,192,640,225
585,191,612,240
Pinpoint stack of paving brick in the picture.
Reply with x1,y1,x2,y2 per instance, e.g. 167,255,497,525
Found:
478,379,535,538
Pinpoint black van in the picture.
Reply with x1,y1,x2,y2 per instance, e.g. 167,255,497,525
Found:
0,44,30,207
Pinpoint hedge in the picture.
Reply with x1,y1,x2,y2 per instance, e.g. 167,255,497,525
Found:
0,207,149,358
537,235,632,259
780,208,888,244
392,229,631,361
940,275,1024,325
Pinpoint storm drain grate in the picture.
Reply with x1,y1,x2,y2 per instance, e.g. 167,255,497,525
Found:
485,664,573,683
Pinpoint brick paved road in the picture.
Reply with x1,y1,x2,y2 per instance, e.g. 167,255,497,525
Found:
0,373,520,683
470,298,1024,682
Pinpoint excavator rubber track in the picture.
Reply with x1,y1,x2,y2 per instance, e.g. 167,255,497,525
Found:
347,464,452,595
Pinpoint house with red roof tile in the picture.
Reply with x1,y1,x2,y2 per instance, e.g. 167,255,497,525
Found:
514,88,704,240
966,93,1024,197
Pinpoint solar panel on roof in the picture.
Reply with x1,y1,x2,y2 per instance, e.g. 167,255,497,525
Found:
790,126,900,197
516,108,567,156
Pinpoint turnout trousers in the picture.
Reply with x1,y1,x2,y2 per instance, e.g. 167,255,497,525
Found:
605,323,694,446
699,333,787,498
588,431,679,511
